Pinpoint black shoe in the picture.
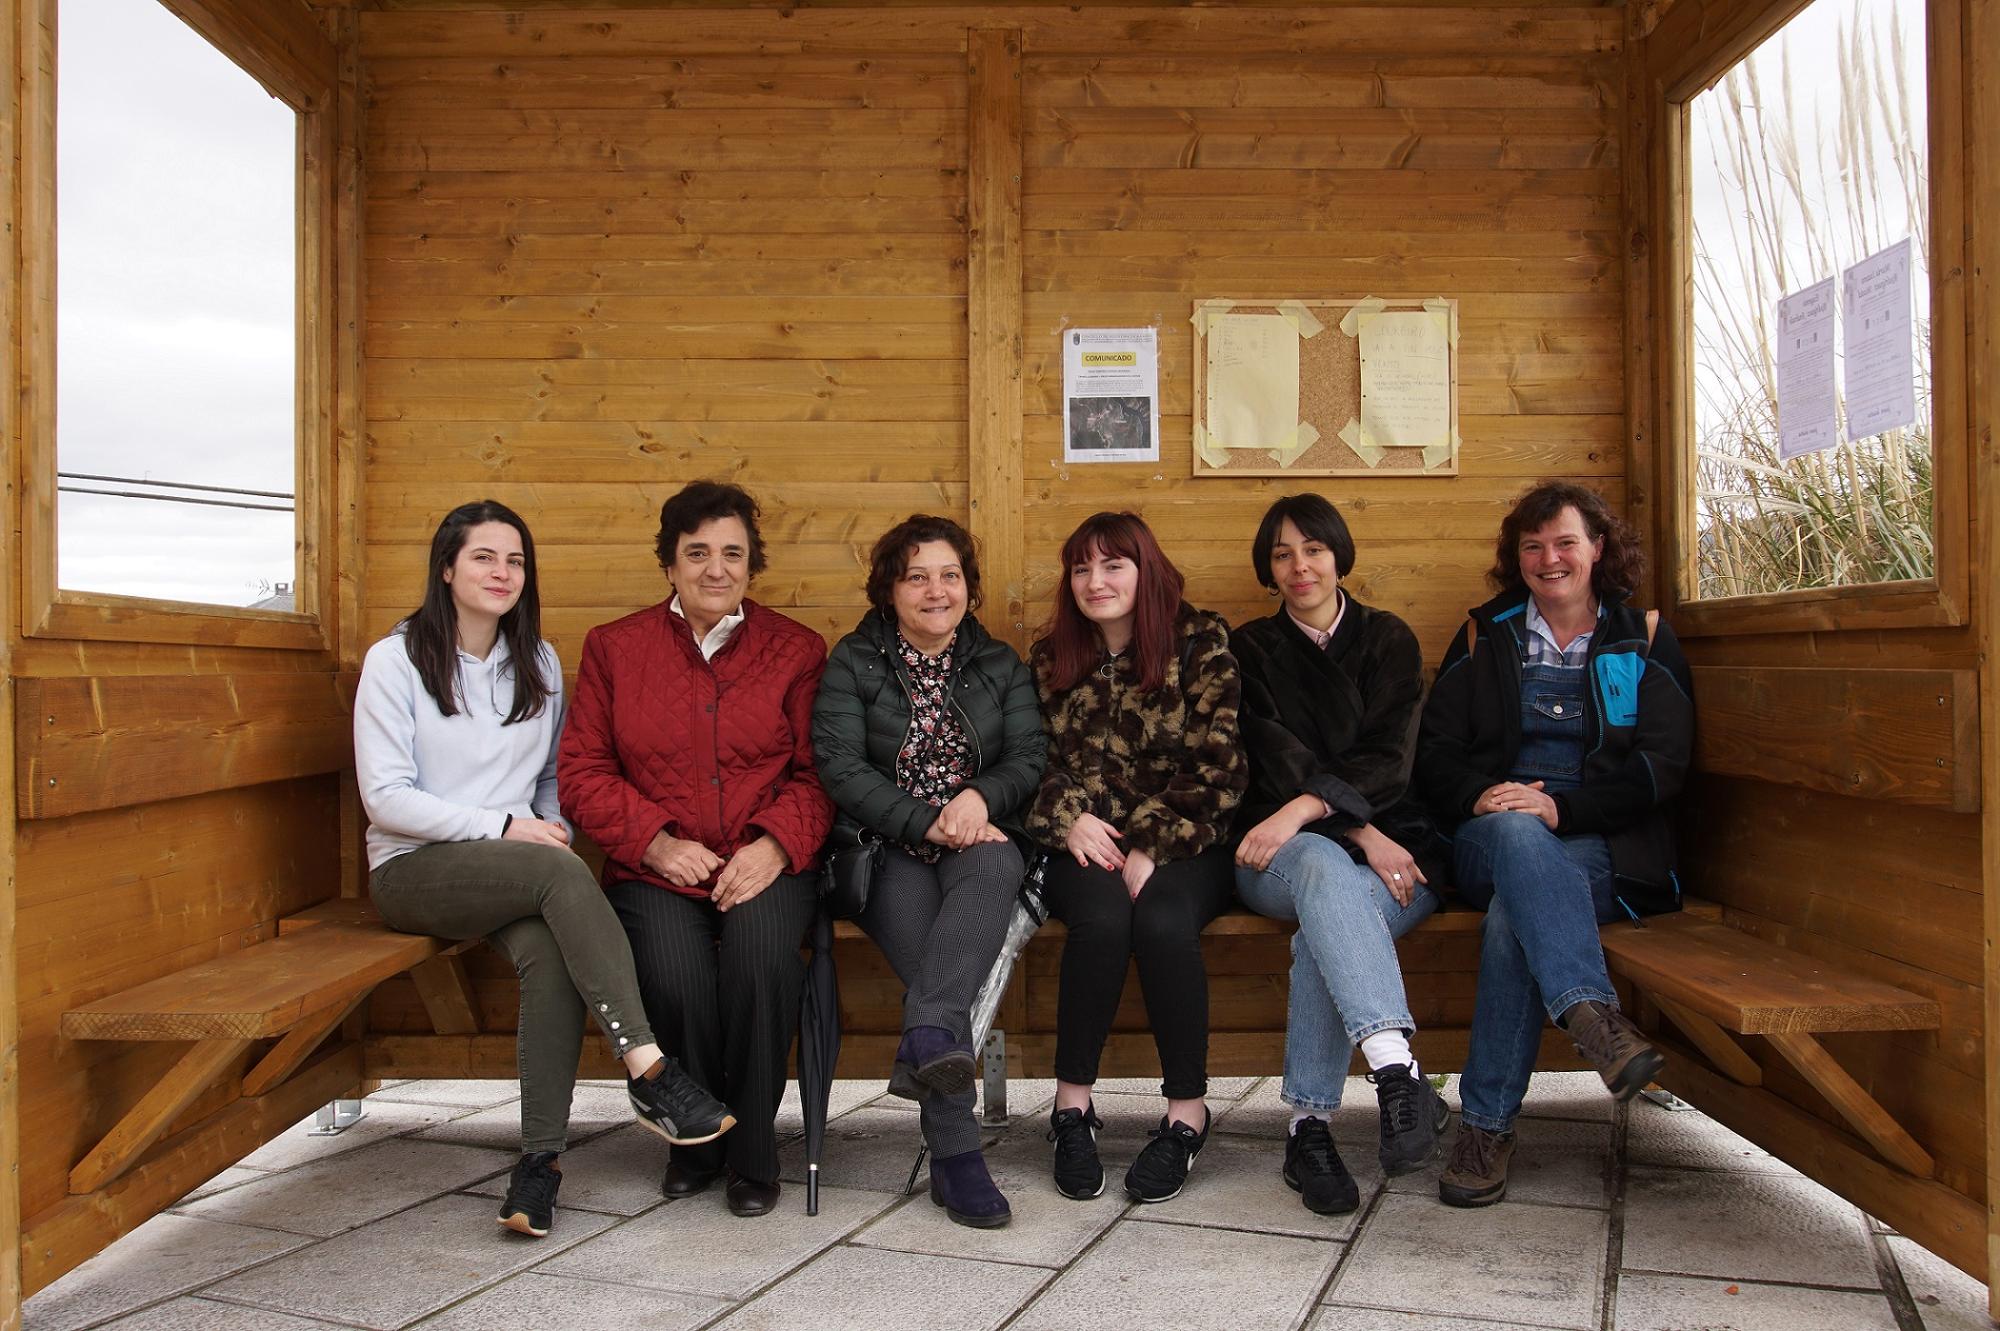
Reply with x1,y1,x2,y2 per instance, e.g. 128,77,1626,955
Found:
1283,1118,1359,1216
1124,1110,1209,1204
725,1172,781,1217
662,1156,722,1199
628,1058,736,1146
497,1151,561,1237
1047,1103,1105,1200
1369,1063,1450,1176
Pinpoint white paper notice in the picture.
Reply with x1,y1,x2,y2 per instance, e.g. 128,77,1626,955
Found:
1357,309,1452,451
1205,313,1301,453
1776,277,1838,459
1842,237,1916,441
1063,327,1161,464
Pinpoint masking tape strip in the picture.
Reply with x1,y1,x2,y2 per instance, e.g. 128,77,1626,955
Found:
1338,296,1386,339
1338,416,1387,467
1277,300,1325,339
1190,298,1235,337
1423,297,1457,348
1194,424,1231,469
1422,426,1459,471
1271,421,1319,468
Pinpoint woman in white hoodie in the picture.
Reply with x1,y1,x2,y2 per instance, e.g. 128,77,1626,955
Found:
354,499,732,1238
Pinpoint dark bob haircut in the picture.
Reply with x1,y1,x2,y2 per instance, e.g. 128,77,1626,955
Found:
1489,480,1644,602
1250,493,1356,589
865,514,983,618
654,480,767,578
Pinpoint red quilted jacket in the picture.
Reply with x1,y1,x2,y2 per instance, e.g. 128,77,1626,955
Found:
558,598,834,899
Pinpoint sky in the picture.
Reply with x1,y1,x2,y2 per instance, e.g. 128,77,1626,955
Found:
55,0,297,606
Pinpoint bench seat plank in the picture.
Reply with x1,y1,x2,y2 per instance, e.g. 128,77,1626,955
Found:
1600,916,1940,1035
62,925,446,1041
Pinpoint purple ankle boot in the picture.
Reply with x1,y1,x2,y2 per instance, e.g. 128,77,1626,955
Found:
929,1149,1011,1228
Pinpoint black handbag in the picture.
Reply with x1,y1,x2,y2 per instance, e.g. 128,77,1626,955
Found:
818,822,886,920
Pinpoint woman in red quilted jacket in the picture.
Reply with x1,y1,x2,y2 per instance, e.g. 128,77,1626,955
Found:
559,481,835,1218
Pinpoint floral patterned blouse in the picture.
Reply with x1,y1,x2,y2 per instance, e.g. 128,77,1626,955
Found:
893,630,975,861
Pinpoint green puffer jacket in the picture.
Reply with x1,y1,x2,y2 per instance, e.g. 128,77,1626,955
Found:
811,609,1048,848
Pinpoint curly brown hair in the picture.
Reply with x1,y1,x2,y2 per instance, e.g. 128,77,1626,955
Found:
1489,481,1644,602
864,514,983,617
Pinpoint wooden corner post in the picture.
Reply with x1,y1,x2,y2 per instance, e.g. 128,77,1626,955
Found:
1,0,21,1320
965,28,1025,650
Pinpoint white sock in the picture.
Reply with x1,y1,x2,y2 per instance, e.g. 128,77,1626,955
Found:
1289,1111,1323,1136
1360,1029,1415,1077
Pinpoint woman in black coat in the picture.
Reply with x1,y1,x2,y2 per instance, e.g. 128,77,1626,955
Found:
1230,494,1448,1218
811,514,1045,1229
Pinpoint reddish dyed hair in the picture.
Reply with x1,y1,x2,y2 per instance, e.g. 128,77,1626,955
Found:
1038,511,1186,694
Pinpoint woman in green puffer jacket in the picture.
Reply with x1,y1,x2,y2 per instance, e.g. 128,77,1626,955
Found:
811,513,1047,1228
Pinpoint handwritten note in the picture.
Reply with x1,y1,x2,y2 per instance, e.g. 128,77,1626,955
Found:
1842,238,1916,441
1358,310,1450,450
1776,277,1838,459
1205,313,1301,451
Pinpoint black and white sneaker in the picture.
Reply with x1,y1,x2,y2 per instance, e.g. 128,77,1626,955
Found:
1283,1117,1359,1215
1124,1110,1209,1204
1369,1063,1449,1176
628,1057,736,1146
1047,1103,1105,1200
497,1151,561,1237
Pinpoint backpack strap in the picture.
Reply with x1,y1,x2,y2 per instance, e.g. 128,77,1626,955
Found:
1461,617,1478,660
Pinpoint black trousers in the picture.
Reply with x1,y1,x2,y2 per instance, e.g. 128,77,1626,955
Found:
608,873,816,1184
1044,846,1235,1100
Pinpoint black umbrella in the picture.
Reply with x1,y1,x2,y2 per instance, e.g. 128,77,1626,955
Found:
798,903,841,1216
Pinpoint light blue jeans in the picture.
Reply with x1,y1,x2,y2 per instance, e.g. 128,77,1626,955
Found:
1236,833,1439,1111
1452,812,1621,1133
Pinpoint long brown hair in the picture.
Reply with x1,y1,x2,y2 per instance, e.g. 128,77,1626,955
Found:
1038,511,1185,693
1488,480,1645,602
400,500,552,724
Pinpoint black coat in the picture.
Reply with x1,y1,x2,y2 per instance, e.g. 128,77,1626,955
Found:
811,609,1047,847
1230,598,1442,879
1415,588,1696,913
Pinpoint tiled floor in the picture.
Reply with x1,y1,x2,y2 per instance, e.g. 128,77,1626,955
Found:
24,1073,1992,1331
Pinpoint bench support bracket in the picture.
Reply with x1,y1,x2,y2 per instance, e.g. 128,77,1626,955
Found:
1655,995,1763,1086
69,1037,254,1194
242,992,374,1098
1763,1030,1935,1177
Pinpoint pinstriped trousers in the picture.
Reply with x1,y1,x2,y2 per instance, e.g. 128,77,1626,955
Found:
607,873,816,1184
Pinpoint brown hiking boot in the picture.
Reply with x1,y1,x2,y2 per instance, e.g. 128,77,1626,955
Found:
1563,999,1665,1100
1438,1123,1514,1208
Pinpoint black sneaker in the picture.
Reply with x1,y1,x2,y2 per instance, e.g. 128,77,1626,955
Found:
1283,1117,1359,1215
1124,1110,1209,1204
497,1151,561,1237
1047,1103,1105,1200
628,1057,736,1146
1369,1063,1449,1176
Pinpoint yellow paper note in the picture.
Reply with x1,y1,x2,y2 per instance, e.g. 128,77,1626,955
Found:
1358,310,1451,451
1205,313,1300,452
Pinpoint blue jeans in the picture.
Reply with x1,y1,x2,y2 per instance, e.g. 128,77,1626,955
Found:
1453,812,1621,1133
1236,834,1439,1111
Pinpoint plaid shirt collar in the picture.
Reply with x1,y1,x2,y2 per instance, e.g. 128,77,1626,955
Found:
1521,598,1601,669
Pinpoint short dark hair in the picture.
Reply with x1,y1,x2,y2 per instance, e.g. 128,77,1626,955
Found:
1489,480,1644,601
865,514,983,617
654,480,767,577
1251,493,1356,589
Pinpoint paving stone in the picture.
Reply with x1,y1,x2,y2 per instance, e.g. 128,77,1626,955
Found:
414,1081,637,1151
539,1183,894,1300
1626,1101,1798,1175
204,1194,614,1330
1621,1167,1877,1288
1133,1135,1379,1241
1214,1075,1414,1145
462,1122,672,1217
94,1296,351,1330
411,1271,726,1331
852,1132,1125,1267
1389,1118,1611,1211
1888,1237,1994,1331
780,1105,993,1194
1332,1191,1607,1330
710,1243,1049,1331
1515,1070,1617,1124
1010,1218,1337,1331
175,1167,272,1206
182,1137,512,1237
1613,1273,1899,1330
369,1080,523,1110
775,1077,889,1139
239,1100,473,1172
1311,1310,1541,1331
23,1214,310,1331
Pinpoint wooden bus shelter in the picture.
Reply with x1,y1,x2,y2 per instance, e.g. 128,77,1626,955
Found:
2,0,1997,1324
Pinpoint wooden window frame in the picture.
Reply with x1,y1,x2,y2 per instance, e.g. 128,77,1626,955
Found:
16,0,337,651
1652,0,1970,638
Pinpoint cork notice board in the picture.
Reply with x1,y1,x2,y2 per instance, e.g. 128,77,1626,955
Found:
1190,298,1460,478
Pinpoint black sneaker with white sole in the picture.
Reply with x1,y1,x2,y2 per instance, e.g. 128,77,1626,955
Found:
1283,1117,1359,1215
1124,1111,1209,1204
628,1057,736,1146
497,1151,561,1237
1047,1103,1105,1200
